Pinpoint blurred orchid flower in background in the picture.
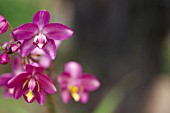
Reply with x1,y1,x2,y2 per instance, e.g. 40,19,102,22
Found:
0,56,25,98
58,61,100,103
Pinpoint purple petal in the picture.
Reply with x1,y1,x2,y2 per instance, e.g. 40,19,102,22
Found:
7,72,31,88
57,72,70,88
4,87,13,98
0,73,14,86
61,89,71,104
26,64,44,73
39,55,52,68
43,23,73,40
80,91,89,103
12,23,38,40
12,56,25,75
33,10,50,30
31,47,45,55
14,85,28,100
21,38,36,57
80,74,100,91
35,89,47,105
42,39,56,60
54,40,62,49
28,78,36,91
35,72,57,94
65,61,82,78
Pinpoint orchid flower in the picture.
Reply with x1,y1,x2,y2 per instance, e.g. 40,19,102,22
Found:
57,61,100,103
12,10,73,60
7,64,57,105
0,56,25,98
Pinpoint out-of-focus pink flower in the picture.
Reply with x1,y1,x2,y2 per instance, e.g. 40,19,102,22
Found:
0,52,10,64
57,61,100,103
0,16,8,35
8,64,57,105
12,10,73,59
0,56,25,98
0,73,14,98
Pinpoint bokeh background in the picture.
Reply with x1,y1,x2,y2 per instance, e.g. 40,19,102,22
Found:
0,0,170,113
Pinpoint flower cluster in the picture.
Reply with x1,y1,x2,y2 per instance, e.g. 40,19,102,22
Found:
0,10,100,105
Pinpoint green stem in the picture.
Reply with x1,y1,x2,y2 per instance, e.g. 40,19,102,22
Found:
8,22,13,32
47,94,57,113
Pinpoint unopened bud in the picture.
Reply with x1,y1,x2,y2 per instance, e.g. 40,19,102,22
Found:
11,43,19,53
0,52,10,64
0,16,8,35
1,42,9,50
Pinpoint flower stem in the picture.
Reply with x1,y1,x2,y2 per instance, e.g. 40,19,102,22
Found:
47,94,57,113
8,22,13,32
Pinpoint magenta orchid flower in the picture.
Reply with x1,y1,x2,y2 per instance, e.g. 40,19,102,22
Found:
0,73,14,98
57,61,100,103
7,64,57,105
0,56,25,98
0,15,8,35
12,10,73,60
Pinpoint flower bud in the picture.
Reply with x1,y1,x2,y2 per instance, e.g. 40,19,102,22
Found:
0,52,10,64
11,43,20,53
0,16,8,35
1,42,10,50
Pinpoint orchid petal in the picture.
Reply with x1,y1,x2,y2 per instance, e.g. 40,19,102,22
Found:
28,78,36,91
42,39,56,60
21,38,36,57
80,91,89,103
26,64,44,73
35,72,57,94
4,87,13,98
35,89,47,105
12,56,25,75
0,73,14,86
39,55,52,68
7,73,31,88
12,23,38,40
43,23,73,40
57,72,70,88
33,10,50,30
54,40,62,49
80,74,100,91
14,85,27,100
65,62,82,78
31,47,45,55
61,89,71,104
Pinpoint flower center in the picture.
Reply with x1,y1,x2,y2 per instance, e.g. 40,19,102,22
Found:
69,85,80,102
22,78,40,92
25,90,34,102
34,33,47,49
22,78,40,102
